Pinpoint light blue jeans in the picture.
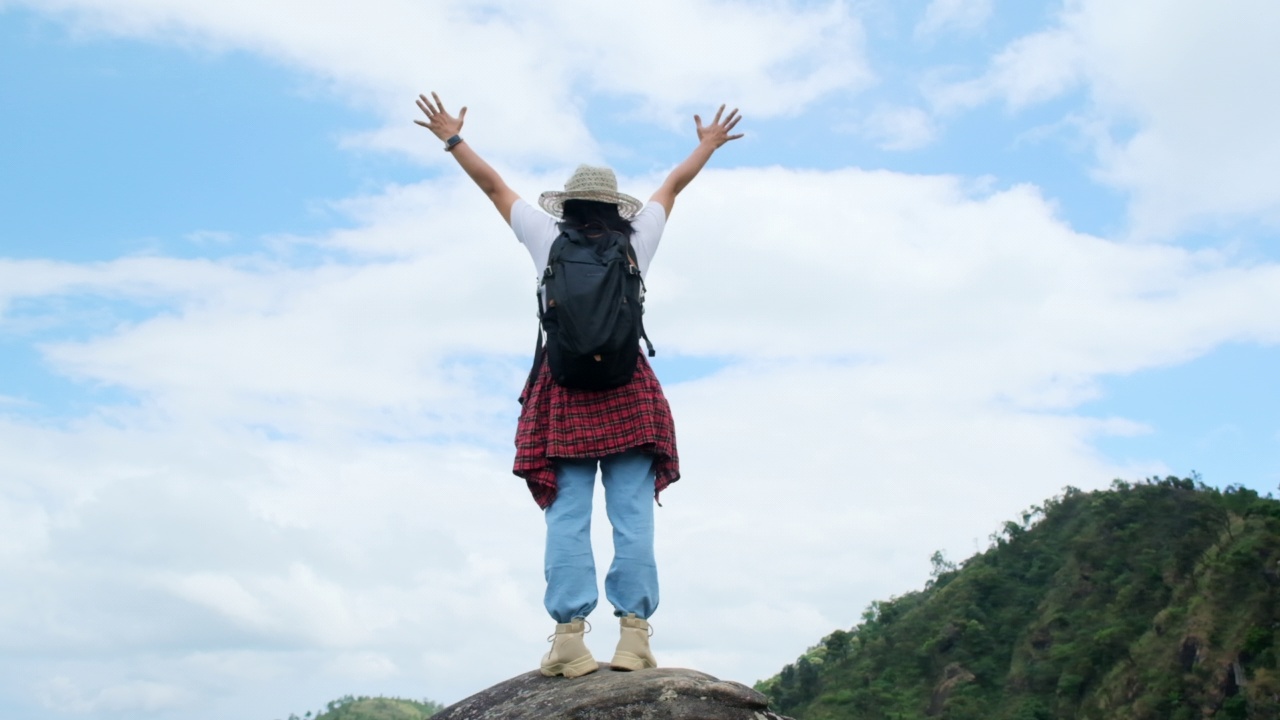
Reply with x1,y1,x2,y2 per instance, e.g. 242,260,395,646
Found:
544,448,658,623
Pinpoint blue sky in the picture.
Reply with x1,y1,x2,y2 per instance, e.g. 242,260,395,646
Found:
2,1,1279,719
3,5,1272,485
0,12,402,261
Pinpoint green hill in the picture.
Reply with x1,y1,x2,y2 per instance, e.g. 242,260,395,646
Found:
758,477,1280,720
281,694,443,720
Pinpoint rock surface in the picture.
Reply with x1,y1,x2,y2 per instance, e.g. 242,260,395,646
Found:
433,664,795,720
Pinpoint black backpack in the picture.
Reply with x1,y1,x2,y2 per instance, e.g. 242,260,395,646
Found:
529,225,655,391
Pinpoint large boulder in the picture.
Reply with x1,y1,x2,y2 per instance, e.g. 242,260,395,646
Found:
433,664,794,720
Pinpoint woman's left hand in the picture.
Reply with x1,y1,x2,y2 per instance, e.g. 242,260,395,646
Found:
415,92,466,141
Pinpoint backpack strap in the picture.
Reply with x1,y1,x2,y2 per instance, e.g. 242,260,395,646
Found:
640,319,656,358
622,236,657,358
521,313,546,404
522,230,570,403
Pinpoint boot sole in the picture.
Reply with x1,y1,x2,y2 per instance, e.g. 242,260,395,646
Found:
540,655,599,678
609,651,656,671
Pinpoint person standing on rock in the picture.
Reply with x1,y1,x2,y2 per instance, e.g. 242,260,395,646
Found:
415,91,742,677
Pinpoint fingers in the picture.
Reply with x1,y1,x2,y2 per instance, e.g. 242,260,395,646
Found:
417,91,449,116
705,105,741,130
416,94,437,119
415,92,466,133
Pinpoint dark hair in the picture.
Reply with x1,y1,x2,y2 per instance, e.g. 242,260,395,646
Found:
561,199,635,238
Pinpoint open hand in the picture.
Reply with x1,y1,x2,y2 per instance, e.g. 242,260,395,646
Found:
695,105,744,148
414,92,466,142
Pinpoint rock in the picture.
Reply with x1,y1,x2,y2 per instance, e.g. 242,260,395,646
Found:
927,662,976,716
433,664,794,720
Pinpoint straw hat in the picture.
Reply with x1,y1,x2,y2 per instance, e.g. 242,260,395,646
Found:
538,164,643,219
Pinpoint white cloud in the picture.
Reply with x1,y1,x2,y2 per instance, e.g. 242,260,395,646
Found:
557,0,871,124
652,168,1280,375
5,162,1279,712
166,573,270,629
323,651,399,681
39,676,189,715
854,104,938,150
927,0,1280,238
12,0,871,164
926,27,1084,112
1078,1,1280,238
915,0,994,40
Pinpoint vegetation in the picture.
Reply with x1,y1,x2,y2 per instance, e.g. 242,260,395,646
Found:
280,694,443,720
758,477,1280,719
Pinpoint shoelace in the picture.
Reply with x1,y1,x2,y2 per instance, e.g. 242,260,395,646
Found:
546,619,592,642
623,614,655,637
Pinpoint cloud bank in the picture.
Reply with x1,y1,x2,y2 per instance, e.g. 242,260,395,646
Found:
2,1,1278,718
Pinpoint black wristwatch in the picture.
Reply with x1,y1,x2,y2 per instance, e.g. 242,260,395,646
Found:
443,135,463,152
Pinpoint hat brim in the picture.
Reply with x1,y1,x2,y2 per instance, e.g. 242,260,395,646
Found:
538,189,643,219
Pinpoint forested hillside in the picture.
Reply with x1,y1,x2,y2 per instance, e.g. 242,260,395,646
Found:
758,477,1280,720
280,694,442,720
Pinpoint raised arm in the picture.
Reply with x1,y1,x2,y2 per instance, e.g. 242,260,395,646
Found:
650,104,744,218
415,92,520,225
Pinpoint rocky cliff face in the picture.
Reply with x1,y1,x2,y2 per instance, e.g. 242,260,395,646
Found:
434,664,794,720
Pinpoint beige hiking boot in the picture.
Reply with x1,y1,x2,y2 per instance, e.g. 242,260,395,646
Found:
540,618,599,678
610,613,657,671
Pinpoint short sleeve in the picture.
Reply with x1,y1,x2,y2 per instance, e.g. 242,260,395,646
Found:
628,202,667,277
510,199,560,275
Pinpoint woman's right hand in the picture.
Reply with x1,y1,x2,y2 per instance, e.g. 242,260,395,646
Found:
414,92,466,142
694,105,744,149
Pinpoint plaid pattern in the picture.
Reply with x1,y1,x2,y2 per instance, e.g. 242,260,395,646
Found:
514,354,679,509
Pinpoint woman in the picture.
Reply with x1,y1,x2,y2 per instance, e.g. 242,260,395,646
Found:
415,91,742,677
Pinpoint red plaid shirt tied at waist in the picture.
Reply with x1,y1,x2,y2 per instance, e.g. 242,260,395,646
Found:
514,354,680,509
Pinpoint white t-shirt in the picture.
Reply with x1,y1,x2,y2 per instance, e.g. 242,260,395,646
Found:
510,198,667,280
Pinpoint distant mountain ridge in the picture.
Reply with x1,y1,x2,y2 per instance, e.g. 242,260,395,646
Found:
757,477,1280,719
